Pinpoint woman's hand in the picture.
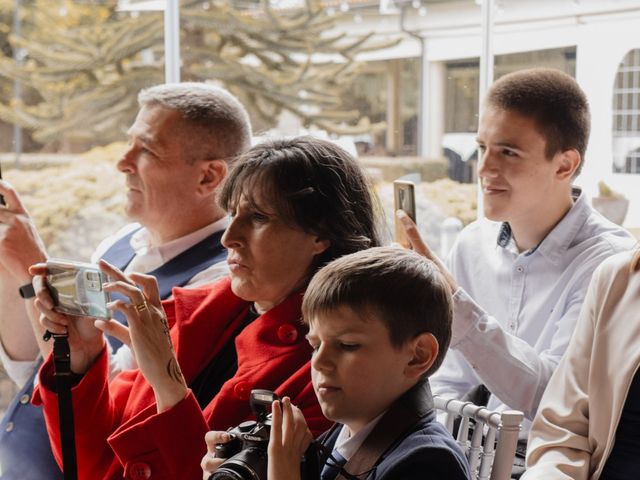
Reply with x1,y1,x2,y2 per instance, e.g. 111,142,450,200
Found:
396,210,459,293
201,430,232,480
267,397,312,480
99,260,187,412
30,263,105,374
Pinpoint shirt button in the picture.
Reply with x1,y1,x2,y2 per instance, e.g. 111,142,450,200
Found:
19,394,30,405
234,382,251,401
5,422,14,432
128,462,151,479
277,324,298,344
516,266,524,273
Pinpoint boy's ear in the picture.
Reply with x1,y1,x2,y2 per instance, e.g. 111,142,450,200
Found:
197,159,228,196
554,149,581,181
404,332,439,379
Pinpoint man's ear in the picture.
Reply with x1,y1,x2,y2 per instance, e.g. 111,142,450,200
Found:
555,149,581,181
404,332,439,379
197,159,228,196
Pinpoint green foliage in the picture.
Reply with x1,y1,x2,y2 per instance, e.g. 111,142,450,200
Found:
0,0,397,148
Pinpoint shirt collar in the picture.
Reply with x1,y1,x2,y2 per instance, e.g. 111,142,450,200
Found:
130,216,229,262
496,187,589,263
333,411,386,462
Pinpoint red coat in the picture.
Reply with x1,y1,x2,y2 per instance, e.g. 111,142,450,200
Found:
33,278,329,480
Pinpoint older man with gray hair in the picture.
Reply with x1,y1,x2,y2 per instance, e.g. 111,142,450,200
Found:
0,83,252,479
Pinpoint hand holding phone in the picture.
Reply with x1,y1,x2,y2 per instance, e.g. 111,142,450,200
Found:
393,180,416,248
45,259,111,319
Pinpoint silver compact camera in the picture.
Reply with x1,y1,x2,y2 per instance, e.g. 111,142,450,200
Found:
45,259,111,319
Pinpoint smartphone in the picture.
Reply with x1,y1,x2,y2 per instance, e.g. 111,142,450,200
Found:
45,259,111,319
393,180,416,248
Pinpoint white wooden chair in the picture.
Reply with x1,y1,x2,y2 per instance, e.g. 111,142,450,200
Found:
433,395,524,480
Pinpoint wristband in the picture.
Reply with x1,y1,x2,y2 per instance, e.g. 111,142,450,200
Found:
18,283,35,299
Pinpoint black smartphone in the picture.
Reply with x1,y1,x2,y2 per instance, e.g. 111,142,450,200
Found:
393,180,416,248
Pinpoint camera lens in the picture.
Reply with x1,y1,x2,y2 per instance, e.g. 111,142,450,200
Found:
209,447,267,480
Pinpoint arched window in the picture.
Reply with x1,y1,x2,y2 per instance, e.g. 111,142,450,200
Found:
612,49,640,174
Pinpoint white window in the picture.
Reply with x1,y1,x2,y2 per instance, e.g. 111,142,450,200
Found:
612,49,640,174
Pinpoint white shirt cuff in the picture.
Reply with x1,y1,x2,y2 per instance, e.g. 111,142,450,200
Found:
0,338,39,387
450,288,487,347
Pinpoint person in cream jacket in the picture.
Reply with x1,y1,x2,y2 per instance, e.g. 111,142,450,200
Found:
524,246,640,479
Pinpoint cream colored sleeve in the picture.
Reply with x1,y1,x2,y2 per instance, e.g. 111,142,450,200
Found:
523,264,604,480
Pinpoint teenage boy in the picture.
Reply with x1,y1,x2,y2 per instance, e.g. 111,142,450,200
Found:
202,247,471,480
397,67,636,443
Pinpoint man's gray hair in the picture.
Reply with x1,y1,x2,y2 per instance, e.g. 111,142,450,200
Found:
138,82,252,162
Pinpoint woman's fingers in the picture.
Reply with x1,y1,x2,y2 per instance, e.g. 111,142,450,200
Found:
94,319,131,347
98,259,130,282
103,281,147,311
129,272,162,307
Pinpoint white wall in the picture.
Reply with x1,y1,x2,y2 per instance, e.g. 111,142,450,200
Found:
335,0,640,226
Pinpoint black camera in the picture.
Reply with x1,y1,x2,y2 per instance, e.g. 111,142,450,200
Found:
209,389,318,480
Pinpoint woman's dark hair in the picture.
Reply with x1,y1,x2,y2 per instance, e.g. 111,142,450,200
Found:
219,136,383,269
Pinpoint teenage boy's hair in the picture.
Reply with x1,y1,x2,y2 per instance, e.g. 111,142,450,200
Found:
486,68,590,175
302,246,452,376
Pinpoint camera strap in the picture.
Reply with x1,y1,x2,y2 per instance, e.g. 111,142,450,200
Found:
325,379,434,479
49,332,78,480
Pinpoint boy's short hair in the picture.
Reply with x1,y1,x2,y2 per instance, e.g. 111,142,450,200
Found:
302,246,452,376
486,68,590,175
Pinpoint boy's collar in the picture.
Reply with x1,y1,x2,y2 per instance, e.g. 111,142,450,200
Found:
339,378,434,476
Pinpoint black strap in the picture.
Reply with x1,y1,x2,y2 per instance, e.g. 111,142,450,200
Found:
343,379,433,478
316,379,434,479
50,333,78,480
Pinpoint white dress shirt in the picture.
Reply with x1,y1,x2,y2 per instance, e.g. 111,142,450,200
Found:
1,217,230,385
91,217,230,287
430,189,636,436
331,412,385,462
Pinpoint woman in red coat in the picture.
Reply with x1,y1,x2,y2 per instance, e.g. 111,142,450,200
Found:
31,137,383,480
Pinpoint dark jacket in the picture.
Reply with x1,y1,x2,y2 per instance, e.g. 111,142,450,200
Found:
318,381,471,480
